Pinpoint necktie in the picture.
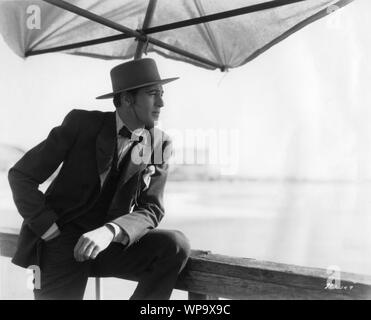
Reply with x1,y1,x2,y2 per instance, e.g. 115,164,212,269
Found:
119,126,132,139
119,126,144,143
117,125,143,169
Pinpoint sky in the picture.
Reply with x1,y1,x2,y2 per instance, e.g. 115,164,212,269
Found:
0,0,370,180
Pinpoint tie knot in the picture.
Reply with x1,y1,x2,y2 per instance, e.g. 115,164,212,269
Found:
119,126,144,143
119,126,132,139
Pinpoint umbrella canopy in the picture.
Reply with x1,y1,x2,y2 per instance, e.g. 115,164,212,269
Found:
0,0,354,70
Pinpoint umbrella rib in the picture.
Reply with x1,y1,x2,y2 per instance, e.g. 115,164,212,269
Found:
193,0,226,68
25,34,133,57
144,0,308,34
33,0,224,70
27,0,308,64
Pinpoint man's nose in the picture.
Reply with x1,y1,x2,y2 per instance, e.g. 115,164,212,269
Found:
156,96,164,108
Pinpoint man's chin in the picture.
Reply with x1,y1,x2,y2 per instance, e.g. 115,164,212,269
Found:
144,120,156,129
150,118,160,126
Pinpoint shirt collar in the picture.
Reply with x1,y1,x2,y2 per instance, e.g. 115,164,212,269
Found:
115,111,144,139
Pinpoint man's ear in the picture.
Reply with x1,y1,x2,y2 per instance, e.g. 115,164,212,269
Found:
120,93,128,105
123,93,135,106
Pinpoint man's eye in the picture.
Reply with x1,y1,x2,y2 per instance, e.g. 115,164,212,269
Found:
147,91,163,98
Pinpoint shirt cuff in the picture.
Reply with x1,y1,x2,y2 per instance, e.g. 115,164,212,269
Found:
106,222,129,246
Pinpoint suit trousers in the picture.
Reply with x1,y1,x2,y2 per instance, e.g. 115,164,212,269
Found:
33,225,191,300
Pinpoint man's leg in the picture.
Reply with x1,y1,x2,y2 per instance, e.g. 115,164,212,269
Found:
34,227,90,300
91,229,191,300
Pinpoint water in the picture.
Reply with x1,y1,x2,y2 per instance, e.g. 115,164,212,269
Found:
1,176,371,299
163,180,371,274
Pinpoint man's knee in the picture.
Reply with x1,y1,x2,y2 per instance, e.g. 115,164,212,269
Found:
160,230,191,261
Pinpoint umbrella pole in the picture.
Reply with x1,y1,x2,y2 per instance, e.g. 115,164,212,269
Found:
134,0,158,60
41,0,224,70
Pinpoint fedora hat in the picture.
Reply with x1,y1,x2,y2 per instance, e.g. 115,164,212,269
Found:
96,58,179,99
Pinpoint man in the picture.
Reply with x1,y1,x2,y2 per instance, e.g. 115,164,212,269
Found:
8,58,191,300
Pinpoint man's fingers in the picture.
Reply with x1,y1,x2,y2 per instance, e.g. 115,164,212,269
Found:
74,236,90,261
83,242,97,261
73,236,85,259
89,246,101,260
78,239,93,261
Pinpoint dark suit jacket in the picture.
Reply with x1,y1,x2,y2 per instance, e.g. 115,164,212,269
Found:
8,109,172,268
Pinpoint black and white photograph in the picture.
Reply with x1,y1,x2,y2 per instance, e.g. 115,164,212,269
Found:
0,0,370,303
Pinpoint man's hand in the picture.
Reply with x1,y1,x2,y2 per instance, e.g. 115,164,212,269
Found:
73,226,114,262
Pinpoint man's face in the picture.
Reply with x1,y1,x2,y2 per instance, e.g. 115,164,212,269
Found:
133,84,164,127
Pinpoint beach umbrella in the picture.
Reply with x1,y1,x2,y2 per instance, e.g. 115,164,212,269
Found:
0,0,355,70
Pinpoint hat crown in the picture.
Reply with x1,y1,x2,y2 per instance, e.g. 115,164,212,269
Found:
110,58,161,93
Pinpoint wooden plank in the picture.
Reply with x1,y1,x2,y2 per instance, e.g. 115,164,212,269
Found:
188,292,218,300
187,252,371,286
0,227,19,235
179,252,371,299
0,228,18,258
188,292,208,300
176,270,367,300
2,229,371,299
177,252,371,299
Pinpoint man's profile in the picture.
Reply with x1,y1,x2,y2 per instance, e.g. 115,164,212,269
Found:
8,58,191,300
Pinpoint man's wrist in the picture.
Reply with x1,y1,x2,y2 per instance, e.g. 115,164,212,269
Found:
104,223,116,241
105,222,130,246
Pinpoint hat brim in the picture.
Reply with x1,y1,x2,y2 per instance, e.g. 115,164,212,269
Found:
96,77,179,99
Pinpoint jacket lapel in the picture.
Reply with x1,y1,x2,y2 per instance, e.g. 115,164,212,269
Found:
118,140,148,187
96,112,116,186
118,127,163,187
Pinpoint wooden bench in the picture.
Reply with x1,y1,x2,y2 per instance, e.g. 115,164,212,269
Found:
1,228,371,299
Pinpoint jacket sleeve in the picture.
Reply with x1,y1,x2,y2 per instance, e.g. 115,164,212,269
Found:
112,138,172,247
8,109,80,237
